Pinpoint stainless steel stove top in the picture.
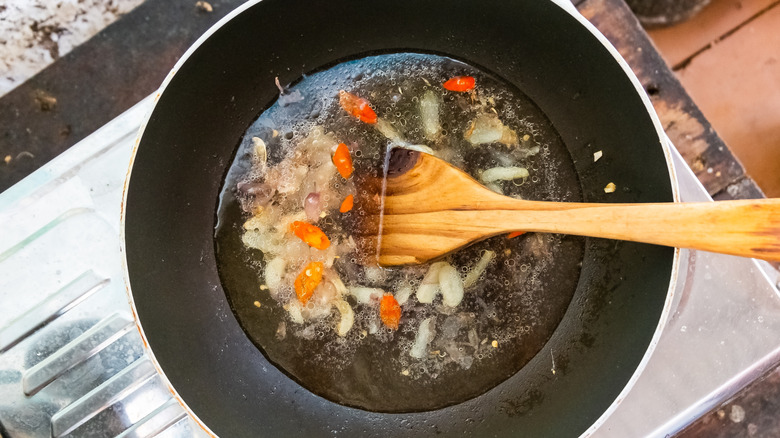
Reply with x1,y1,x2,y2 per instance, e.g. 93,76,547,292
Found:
1,95,778,438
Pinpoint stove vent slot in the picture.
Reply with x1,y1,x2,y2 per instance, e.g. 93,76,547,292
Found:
0,270,108,355
22,312,134,396
115,398,188,438
50,357,165,438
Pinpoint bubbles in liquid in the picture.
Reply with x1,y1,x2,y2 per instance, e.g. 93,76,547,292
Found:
217,52,584,412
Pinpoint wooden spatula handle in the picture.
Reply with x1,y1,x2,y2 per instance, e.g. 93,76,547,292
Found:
376,150,780,265
468,197,780,261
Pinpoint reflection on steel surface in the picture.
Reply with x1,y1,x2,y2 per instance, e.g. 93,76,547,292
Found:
0,271,107,354
0,96,206,438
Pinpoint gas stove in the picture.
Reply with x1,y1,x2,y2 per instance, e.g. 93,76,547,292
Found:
0,95,778,438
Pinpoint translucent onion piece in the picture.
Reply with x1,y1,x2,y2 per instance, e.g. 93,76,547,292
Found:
264,257,287,292
275,322,286,340
416,284,440,304
485,182,503,195
395,285,413,305
243,215,267,231
410,317,436,359
375,118,404,144
237,182,275,212
465,114,518,146
286,301,304,324
304,192,322,222
335,300,354,337
438,263,464,307
417,262,446,303
241,230,284,256
349,286,384,304
251,136,267,169
327,272,348,298
313,281,338,309
463,250,496,289
481,166,529,183
420,90,441,140
363,266,387,284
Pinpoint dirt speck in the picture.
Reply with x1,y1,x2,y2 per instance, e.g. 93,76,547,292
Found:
33,89,57,111
195,1,213,12
729,404,745,423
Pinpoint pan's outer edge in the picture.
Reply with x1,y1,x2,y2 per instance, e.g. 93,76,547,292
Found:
561,3,682,436
117,0,682,437
119,1,265,436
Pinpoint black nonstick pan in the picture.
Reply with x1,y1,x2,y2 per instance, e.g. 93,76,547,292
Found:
122,0,679,436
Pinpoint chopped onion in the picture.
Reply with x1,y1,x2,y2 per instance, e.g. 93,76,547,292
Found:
416,284,440,304
468,328,479,348
395,285,413,305
518,145,541,158
410,317,436,359
349,286,384,304
241,229,283,255
464,250,496,289
270,164,308,195
335,300,354,337
275,322,286,340
444,341,465,361
440,313,472,340
363,266,388,284
243,215,267,231
264,257,287,292
313,281,338,308
481,166,529,183
327,272,348,298
304,192,322,222
417,262,446,303
420,90,441,140
465,114,518,146
375,118,404,144
604,182,616,193
286,301,304,324
251,137,268,169
438,263,464,307
297,325,316,339
237,181,275,209
485,182,503,195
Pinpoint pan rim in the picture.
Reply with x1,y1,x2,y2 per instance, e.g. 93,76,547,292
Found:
119,0,681,436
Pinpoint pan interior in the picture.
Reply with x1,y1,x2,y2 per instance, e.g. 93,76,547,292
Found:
214,53,585,412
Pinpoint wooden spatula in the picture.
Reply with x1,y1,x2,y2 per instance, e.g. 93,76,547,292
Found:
359,148,780,266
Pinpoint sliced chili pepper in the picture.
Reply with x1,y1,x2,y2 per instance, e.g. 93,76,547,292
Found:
294,261,324,305
339,194,354,213
379,294,401,330
289,221,330,249
442,76,475,92
332,143,354,178
338,90,378,124
507,231,525,239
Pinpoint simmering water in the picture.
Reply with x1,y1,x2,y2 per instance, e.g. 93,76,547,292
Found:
215,53,584,412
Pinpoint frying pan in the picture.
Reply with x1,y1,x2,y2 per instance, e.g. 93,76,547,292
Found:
122,0,679,436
